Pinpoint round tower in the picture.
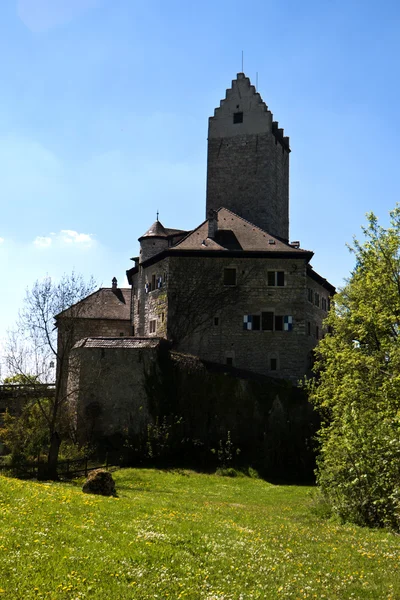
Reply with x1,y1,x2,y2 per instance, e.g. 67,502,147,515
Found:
139,219,169,263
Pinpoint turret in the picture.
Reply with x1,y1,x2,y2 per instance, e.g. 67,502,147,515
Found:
138,219,169,263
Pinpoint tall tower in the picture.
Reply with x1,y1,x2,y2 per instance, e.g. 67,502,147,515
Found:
206,73,290,242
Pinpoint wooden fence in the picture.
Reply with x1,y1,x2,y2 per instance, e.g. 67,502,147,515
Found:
0,454,112,480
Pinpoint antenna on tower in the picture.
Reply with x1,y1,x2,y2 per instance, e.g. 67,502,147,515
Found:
241,50,244,72
156,210,159,221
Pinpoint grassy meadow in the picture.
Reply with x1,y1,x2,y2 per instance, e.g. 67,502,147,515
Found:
0,469,399,599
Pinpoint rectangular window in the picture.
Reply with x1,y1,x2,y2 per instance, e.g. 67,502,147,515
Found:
214,317,219,326
224,268,237,286
252,315,261,331
314,292,320,308
262,311,274,331
307,288,313,303
226,357,233,366
307,321,311,336
270,358,277,371
151,274,156,291
268,271,285,287
275,315,283,331
233,112,243,124
322,297,327,311
149,320,157,334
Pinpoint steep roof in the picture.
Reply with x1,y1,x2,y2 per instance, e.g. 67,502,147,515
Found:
55,288,131,321
171,208,312,254
139,220,168,239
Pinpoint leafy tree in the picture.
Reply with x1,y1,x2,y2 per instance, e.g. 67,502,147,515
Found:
3,272,96,479
308,207,400,531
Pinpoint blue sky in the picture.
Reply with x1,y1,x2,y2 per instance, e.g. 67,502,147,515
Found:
1,0,400,350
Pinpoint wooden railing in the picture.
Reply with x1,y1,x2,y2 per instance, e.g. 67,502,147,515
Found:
0,384,56,399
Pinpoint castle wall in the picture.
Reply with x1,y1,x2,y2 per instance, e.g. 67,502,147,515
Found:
68,347,317,479
68,345,156,440
165,255,329,384
207,133,289,241
132,257,170,337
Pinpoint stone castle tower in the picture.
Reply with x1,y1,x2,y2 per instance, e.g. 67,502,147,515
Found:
206,73,290,242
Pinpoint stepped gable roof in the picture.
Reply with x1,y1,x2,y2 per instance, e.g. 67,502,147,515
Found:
55,288,131,321
139,219,168,240
171,208,312,255
73,337,162,350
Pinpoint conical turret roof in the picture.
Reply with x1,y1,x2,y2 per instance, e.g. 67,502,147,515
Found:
139,220,168,240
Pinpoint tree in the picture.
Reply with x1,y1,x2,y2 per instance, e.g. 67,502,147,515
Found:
4,272,96,479
308,207,400,531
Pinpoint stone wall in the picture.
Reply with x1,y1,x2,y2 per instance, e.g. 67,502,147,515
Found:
68,345,317,478
132,257,170,337
165,255,330,383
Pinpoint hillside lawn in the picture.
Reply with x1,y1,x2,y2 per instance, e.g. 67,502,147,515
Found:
0,469,399,599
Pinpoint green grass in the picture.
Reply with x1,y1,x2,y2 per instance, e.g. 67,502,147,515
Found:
0,469,399,599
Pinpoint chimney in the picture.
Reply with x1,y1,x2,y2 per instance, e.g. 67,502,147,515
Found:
208,209,218,239
112,277,118,290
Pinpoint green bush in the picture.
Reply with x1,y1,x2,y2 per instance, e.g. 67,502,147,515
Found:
308,207,400,531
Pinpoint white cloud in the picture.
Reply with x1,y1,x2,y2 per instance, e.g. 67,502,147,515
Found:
32,230,95,249
33,236,52,248
0,238,4,244
60,230,94,246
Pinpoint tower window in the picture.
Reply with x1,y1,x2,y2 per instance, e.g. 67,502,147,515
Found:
214,317,219,326
270,358,277,371
233,112,243,124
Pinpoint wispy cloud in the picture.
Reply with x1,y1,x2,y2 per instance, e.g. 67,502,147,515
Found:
33,236,52,248
60,230,94,246
0,238,4,244
33,230,95,249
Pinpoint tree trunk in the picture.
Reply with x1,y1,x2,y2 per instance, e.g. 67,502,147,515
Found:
47,431,61,480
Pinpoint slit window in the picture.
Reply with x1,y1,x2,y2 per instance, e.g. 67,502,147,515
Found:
233,112,243,124
214,317,219,326
270,358,277,371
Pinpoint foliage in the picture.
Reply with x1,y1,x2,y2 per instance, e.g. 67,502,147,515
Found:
2,374,39,385
0,469,400,598
0,402,48,464
3,272,96,478
211,430,240,469
308,207,400,531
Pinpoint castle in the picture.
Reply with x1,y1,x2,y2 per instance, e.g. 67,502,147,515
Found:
58,73,334,441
